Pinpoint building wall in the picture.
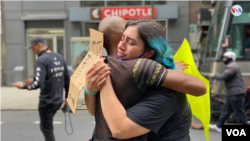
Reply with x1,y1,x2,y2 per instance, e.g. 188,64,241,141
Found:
0,35,3,86
70,1,188,52
189,1,213,24
189,1,214,46
3,1,190,86
3,1,81,86
167,1,189,52
0,1,3,86
189,1,214,67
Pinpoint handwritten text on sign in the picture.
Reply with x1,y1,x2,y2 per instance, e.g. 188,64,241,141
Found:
89,28,103,56
67,28,103,114
71,52,96,89
67,81,80,112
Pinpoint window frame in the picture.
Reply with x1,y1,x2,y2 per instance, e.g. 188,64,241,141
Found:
26,28,66,78
225,23,250,61
81,0,168,7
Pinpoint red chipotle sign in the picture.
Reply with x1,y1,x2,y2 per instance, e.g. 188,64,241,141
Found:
102,6,156,19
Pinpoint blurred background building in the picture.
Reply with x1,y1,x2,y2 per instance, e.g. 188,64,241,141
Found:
0,1,3,86
1,1,215,86
1,1,5,86
189,1,215,67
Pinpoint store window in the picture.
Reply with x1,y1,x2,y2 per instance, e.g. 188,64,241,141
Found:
229,2,250,59
107,1,142,6
158,21,166,32
81,1,104,7
205,8,227,58
226,24,250,59
85,23,99,36
232,3,250,24
228,25,244,58
145,1,166,5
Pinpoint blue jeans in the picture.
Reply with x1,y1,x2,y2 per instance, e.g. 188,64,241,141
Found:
216,94,248,128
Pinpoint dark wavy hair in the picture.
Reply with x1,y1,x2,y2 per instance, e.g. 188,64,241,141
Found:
125,19,175,69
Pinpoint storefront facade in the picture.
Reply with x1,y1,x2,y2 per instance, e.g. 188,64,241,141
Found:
3,1,80,86
2,1,189,86
71,1,189,49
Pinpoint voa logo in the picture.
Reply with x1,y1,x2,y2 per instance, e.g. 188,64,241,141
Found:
231,5,243,16
226,129,246,136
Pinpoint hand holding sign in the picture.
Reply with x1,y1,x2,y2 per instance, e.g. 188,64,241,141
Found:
67,29,104,113
92,54,111,87
85,57,111,94
93,54,109,68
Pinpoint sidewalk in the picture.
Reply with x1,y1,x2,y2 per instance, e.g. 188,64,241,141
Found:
1,87,86,110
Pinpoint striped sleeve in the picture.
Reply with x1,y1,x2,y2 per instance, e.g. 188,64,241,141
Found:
133,58,168,92
22,60,46,90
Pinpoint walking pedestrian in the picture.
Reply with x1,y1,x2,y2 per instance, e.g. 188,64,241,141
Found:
209,51,248,132
13,35,70,141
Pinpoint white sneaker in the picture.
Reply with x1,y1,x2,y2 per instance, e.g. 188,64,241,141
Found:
209,124,222,132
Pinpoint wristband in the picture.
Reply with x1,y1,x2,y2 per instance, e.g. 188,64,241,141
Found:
84,85,97,95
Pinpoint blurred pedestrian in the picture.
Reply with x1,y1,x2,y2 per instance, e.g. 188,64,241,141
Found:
12,35,70,141
209,51,248,132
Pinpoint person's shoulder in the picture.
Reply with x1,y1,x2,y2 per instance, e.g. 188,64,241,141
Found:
37,54,47,62
106,55,121,64
51,52,65,61
106,55,116,61
107,56,138,65
133,58,163,73
227,61,239,68
39,52,63,62
53,52,63,57
138,58,158,63
135,58,161,66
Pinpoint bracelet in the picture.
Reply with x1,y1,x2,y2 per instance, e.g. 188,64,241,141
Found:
84,85,97,95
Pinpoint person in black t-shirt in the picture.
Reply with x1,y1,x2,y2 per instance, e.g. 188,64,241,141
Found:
13,36,70,141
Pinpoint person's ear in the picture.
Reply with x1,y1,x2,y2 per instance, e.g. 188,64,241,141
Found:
37,43,43,49
144,50,155,59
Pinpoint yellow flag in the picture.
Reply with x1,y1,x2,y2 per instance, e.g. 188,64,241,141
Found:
174,38,210,141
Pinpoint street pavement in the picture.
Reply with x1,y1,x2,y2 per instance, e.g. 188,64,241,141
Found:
1,110,222,141
1,86,222,141
1,110,95,141
1,87,86,110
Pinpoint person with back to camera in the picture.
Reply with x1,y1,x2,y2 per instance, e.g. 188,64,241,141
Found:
13,35,70,141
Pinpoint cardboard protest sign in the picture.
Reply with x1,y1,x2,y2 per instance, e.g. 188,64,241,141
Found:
67,28,103,114
89,28,103,56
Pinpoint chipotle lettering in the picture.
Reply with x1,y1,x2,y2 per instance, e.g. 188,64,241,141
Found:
102,6,156,19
